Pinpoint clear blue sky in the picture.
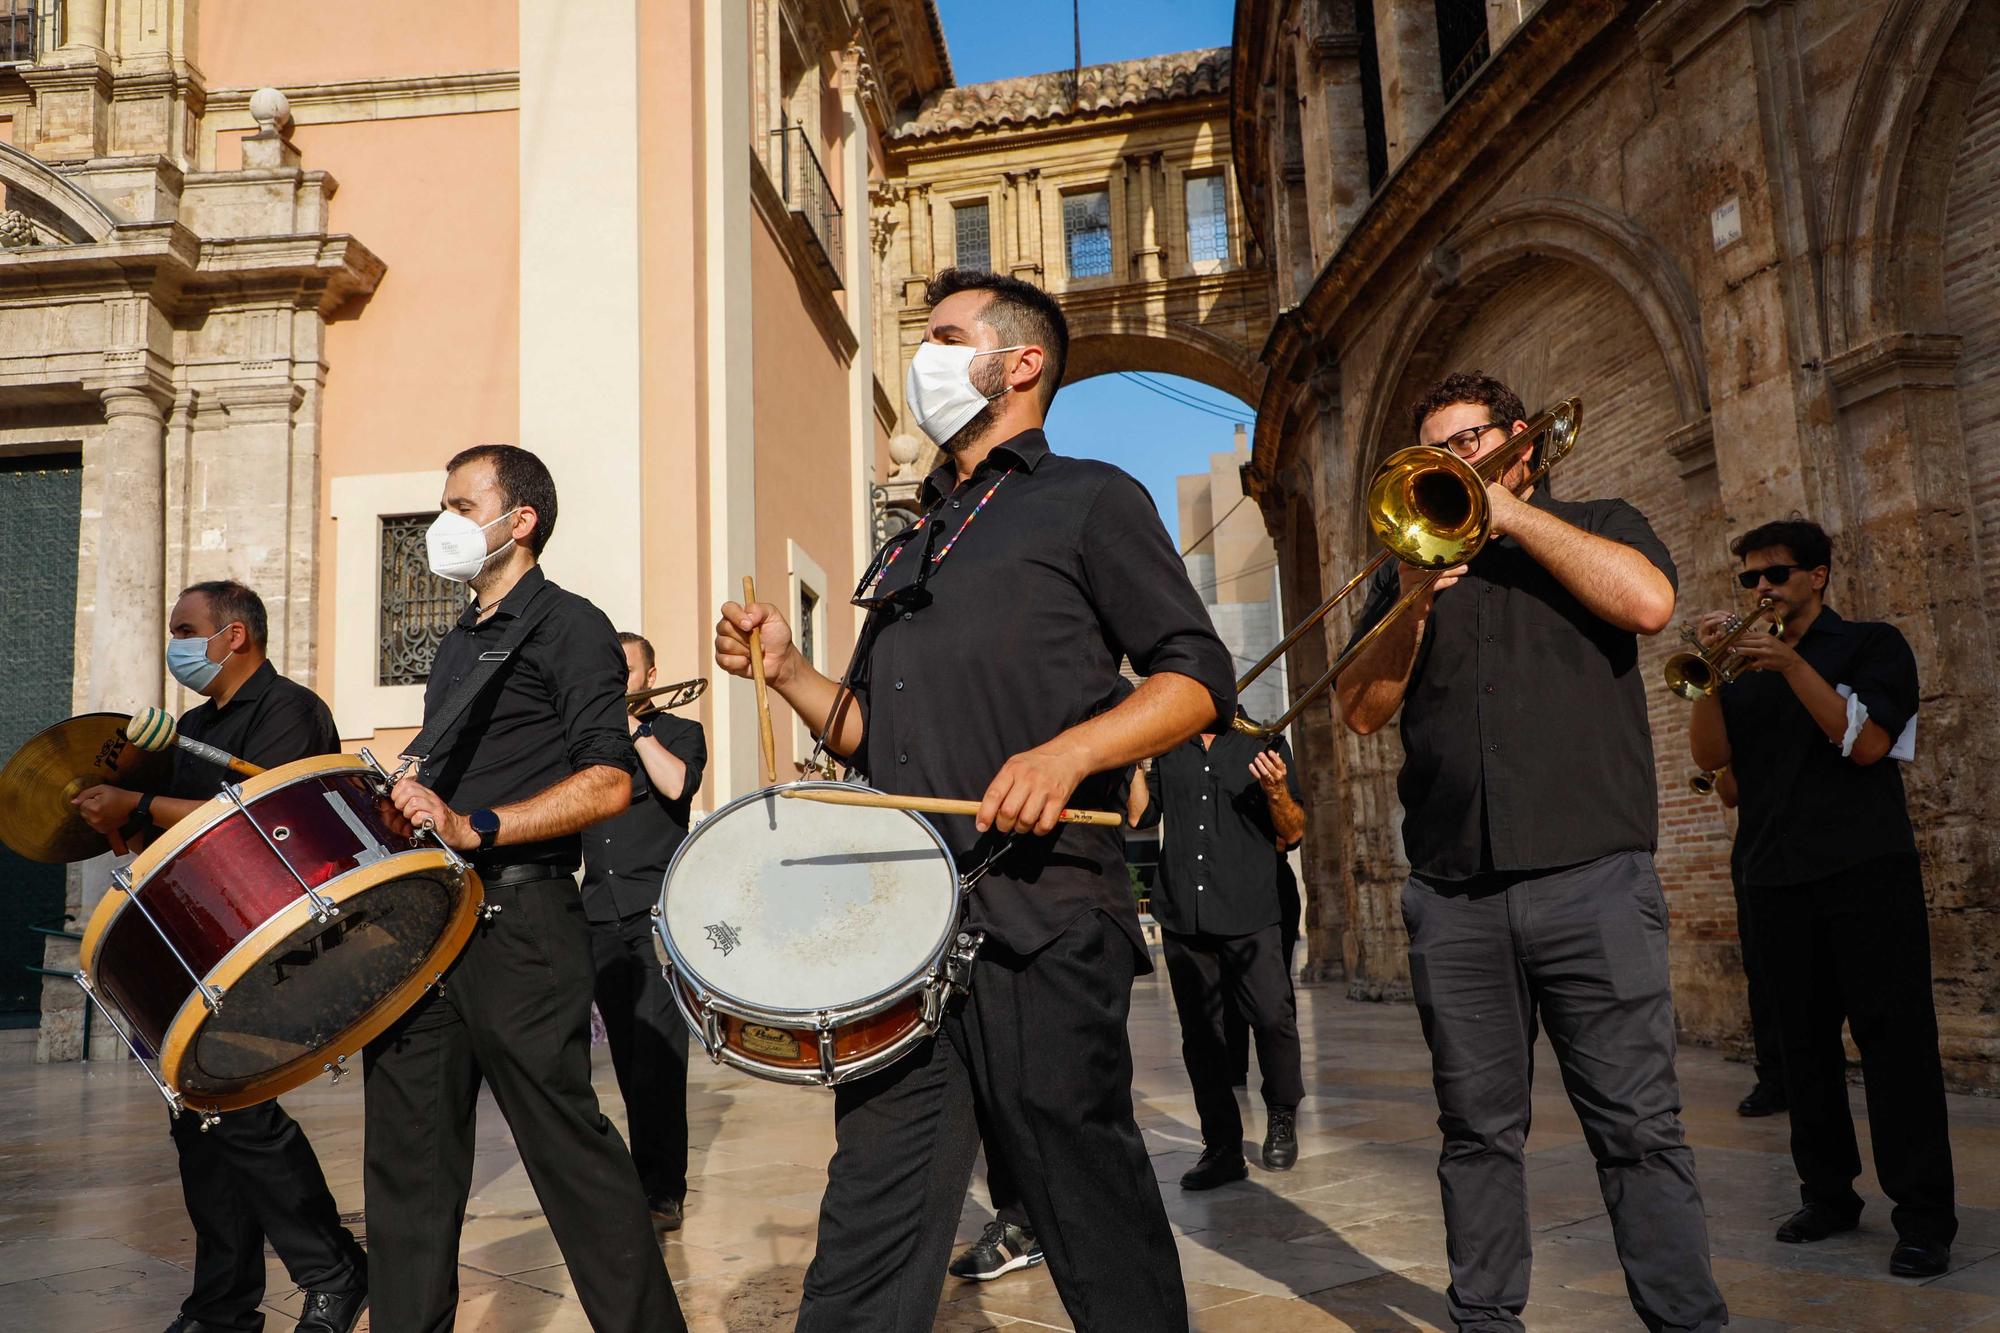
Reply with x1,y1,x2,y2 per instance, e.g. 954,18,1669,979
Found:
933,0,1247,545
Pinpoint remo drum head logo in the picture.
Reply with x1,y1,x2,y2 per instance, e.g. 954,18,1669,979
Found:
704,921,743,957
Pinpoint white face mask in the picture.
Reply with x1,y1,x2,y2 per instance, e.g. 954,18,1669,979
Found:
904,342,1025,447
426,507,519,584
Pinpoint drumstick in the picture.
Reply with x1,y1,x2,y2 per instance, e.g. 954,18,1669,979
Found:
779,785,1125,828
126,706,265,778
743,575,778,787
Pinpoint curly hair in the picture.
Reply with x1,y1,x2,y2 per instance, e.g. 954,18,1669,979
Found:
1409,371,1528,441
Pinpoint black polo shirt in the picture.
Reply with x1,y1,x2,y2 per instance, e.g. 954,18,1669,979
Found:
844,429,1236,959
580,715,707,923
419,564,636,873
1718,606,1918,886
1346,487,1677,881
1136,728,1303,936
167,660,339,799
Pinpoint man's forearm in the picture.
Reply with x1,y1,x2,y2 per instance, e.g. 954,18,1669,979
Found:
492,764,631,843
635,734,689,800
1051,672,1216,775
1507,506,1674,634
1688,694,1731,772
1266,786,1306,845
1781,660,1892,762
772,648,865,755
1337,608,1424,735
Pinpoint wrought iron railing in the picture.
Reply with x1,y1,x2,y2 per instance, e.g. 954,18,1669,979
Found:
1,0,46,65
769,122,844,287
377,514,462,686
1441,27,1491,101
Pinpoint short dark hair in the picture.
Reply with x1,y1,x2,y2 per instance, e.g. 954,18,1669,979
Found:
617,631,655,671
182,579,268,648
1732,518,1831,572
445,444,558,555
1410,371,1529,440
924,268,1070,410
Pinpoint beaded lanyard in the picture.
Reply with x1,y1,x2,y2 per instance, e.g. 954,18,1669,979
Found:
861,467,1015,598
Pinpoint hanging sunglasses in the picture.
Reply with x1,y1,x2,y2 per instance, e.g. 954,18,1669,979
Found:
852,518,944,612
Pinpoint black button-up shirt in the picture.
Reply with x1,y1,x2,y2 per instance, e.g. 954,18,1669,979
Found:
167,660,339,799
420,564,636,872
1136,728,1303,936
1347,488,1677,880
844,429,1236,959
1719,606,1918,886
581,715,707,923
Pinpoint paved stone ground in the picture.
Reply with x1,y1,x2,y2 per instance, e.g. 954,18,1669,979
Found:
3,970,1997,1331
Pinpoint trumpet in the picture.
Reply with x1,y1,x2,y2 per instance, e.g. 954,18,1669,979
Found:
1688,766,1725,796
625,677,708,720
1662,599,1783,701
1231,398,1583,738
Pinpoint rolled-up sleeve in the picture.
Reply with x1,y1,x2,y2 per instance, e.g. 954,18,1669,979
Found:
1079,471,1236,722
1593,498,1679,591
664,719,707,802
1846,622,1920,741
549,605,639,776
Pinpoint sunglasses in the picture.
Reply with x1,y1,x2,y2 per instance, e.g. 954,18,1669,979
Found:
1736,564,1804,590
851,518,945,611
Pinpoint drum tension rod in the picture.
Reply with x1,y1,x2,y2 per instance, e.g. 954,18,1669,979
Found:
111,868,225,1011
322,1053,349,1086
73,971,183,1113
479,903,504,923
220,783,340,923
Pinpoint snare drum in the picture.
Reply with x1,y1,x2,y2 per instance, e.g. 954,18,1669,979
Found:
78,752,483,1117
655,781,976,1086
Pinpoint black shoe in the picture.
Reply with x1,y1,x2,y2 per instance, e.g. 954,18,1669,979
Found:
295,1286,367,1333
1180,1145,1249,1191
1262,1106,1299,1171
1776,1203,1862,1243
649,1196,684,1233
948,1219,1043,1281
1890,1237,1951,1277
1736,1083,1787,1117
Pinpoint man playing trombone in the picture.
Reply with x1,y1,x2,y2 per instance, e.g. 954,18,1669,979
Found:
1337,372,1726,1332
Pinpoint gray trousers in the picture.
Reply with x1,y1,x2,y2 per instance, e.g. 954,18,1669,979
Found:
1401,851,1726,1333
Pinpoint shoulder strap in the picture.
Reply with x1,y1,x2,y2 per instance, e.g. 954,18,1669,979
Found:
399,579,565,774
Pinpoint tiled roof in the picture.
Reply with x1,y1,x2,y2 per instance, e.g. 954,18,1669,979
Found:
894,47,1229,139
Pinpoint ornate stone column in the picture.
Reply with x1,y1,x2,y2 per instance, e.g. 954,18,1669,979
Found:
87,385,169,716
1129,151,1163,281
903,183,932,302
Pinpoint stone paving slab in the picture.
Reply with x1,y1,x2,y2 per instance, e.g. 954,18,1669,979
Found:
3,973,1997,1330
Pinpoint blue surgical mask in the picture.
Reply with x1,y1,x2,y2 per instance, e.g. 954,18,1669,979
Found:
167,625,234,693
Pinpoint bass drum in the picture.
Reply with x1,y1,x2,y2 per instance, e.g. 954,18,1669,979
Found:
79,753,482,1114
656,781,967,1086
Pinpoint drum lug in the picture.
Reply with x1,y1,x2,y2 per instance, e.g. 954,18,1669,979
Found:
322,1053,349,1086
815,1015,838,1087
431,970,447,998
196,1110,221,1132
109,867,133,893
699,997,723,1063
478,902,505,923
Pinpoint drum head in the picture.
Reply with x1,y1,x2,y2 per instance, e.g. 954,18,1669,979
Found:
663,784,959,1014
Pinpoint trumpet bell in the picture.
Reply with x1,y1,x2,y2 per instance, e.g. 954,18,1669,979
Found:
1366,446,1492,570
1662,651,1717,701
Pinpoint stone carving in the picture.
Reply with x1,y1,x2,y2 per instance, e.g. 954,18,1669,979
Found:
0,209,42,249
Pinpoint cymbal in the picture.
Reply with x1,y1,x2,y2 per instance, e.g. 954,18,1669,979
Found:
0,713,175,863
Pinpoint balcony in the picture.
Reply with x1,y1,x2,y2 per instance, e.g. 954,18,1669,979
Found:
2,0,47,66
768,123,844,290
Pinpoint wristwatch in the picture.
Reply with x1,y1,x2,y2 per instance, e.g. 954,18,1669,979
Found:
119,792,157,844
469,808,501,851
634,718,655,741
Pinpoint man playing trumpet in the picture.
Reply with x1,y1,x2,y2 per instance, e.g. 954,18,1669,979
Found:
1687,518,1956,1276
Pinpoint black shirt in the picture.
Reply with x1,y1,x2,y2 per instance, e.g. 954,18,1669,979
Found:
844,429,1236,958
419,564,636,872
580,715,707,923
167,660,339,799
1718,606,1918,886
1136,728,1303,936
1347,488,1677,880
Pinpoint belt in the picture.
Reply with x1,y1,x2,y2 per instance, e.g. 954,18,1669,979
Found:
471,862,578,888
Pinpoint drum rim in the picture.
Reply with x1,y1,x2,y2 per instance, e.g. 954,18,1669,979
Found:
138,848,482,1113
656,779,963,1021
681,992,937,1088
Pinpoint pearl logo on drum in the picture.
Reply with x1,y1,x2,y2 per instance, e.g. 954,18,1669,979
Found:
704,921,743,957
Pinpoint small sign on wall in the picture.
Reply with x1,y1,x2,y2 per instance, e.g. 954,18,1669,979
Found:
1710,197,1743,251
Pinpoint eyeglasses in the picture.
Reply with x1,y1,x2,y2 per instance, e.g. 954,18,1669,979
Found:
1736,564,1803,590
1432,422,1505,459
851,517,944,611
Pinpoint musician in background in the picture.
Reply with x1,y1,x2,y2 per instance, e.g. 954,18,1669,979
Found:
581,631,706,1233
1337,372,1725,1332
1695,766,1787,1118
716,269,1234,1331
1688,518,1955,1276
72,580,367,1333
370,444,685,1331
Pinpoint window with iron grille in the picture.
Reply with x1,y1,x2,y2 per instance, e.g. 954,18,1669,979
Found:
954,201,991,271
1063,190,1112,279
1186,174,1230,267
0,0,40,65
377,515,463,686
799,584,820,669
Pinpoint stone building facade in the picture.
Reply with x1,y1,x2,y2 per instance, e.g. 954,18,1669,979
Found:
1233,0,2000,1089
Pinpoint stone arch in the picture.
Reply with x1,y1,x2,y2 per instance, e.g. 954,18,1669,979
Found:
0,144,122,245
1062,314,1265,406
1824,0,1997,348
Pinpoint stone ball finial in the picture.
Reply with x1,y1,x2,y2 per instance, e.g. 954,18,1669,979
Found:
888,433,923,478
249,87,293,135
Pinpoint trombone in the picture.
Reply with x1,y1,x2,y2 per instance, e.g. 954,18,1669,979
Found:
1661,599,1783,701
1231,397,1584,738
625,677,708,720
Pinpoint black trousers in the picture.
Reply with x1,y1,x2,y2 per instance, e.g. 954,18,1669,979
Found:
972,1095,1029,1231
172,1099,364,1330
1227,866,1300,1082
799,909,1186,1332
587,909,690,1203
1401,852,1726,1333
1732,874,1786,1089
362,875,685,1333
1752,852,1957,1244
1163,924,1304,1149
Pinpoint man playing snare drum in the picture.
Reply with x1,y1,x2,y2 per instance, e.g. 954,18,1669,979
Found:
72,579,369,1333
715,268,1235,1332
